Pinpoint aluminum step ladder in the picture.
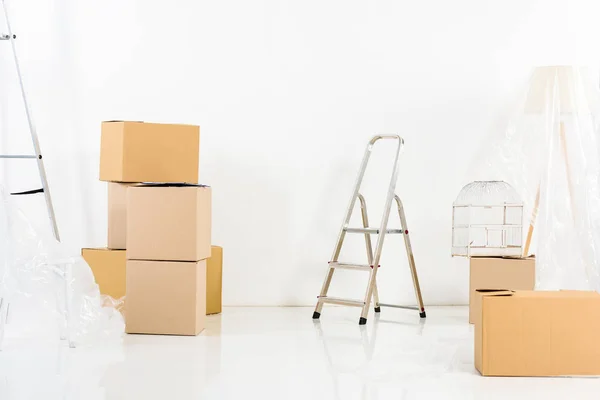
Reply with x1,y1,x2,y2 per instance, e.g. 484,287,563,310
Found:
312,135,425,325
0,0,64,351
0,0,60,242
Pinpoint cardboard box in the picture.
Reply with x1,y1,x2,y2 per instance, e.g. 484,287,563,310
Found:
100,121,199,183
474,290,600,377
81,248,126,299
469,256,535,323
207,246,223,315
127,184,211,262
126,260,206,335
108,182,138,249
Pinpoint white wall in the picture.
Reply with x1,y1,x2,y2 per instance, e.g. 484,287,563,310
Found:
0,0,599,306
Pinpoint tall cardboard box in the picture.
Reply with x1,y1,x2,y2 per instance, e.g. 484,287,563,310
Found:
126,185,211,262
474,290,600,377
100,121,200,183
81,248,126,299
207,246,223,315
108,182,137,249
126,260,206,335
469,257,535,323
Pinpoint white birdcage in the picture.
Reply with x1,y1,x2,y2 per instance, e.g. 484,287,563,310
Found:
452,181,523,257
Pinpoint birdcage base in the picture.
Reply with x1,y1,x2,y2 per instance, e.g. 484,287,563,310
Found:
452,246,523,258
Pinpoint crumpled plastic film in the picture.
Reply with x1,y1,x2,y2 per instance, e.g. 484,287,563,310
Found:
473,66,600,291
0,185,124,349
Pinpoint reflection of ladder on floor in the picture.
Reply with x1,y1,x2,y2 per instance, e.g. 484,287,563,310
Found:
313,321,380,400
312,135,425,325
0,0,60,242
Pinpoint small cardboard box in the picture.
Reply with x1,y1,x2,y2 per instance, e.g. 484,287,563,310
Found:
474,290,600,377
81,248,126,299
126,260,206,336
207,246,223,315
469,256,535,323
126,184,211,262
100,121,199,183
108,182,138,249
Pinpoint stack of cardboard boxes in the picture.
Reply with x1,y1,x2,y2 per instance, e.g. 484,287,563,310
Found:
82,121,223,336
468,256,600,377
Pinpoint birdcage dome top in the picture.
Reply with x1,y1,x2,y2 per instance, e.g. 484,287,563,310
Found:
453,181,522,206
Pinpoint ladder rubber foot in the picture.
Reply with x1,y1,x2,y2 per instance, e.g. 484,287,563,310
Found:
419,311,426,318
359,317,367,325
312,311,321,320
374,307,381,313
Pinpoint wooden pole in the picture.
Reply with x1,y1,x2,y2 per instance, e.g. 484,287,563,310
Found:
523,121,574,257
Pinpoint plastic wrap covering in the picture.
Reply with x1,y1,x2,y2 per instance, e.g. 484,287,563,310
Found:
452,181,523,258
475,66,600,291
0,186,124,349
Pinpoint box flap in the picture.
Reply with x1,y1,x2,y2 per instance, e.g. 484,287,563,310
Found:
511,290,600,298
470,256,535,260
473,290,514,328
475,289,515,297
103,120,144,123
132,183,210,188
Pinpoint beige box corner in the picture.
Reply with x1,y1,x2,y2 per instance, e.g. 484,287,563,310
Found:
207,245,223,315
81,248,126,300
108,182,138,249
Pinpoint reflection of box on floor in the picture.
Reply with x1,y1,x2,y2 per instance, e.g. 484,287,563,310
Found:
81,248,126,299
474,290,600,377
469,256,535,324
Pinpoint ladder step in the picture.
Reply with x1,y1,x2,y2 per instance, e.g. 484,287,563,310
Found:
11,188,44,196
345,227,404,234
329,262,371,271
377,303,420,311
318,296,365,307
0,154,37,159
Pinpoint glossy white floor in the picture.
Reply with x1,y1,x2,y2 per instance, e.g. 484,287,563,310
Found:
1,306,599,399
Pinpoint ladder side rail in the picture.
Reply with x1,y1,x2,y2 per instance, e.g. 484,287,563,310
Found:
358,193,379,310
394,195,425,315
330,138,378,262
360,136,404,323
1,2,60,241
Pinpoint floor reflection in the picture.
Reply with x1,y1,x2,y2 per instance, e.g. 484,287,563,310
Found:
313,313,426,400
0,342,124,399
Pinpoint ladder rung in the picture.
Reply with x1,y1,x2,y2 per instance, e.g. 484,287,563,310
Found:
377,303,420,311
329,262,371,271
11,188,44,196
0,154,37,159
319,296,365,307
345,227,404,234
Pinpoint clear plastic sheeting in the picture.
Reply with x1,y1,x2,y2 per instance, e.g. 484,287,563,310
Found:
452,181,523,258
475,66,600,291
0,186,124,349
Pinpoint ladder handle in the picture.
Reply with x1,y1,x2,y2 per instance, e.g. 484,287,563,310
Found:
368,135,405,146
331,135,405,262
